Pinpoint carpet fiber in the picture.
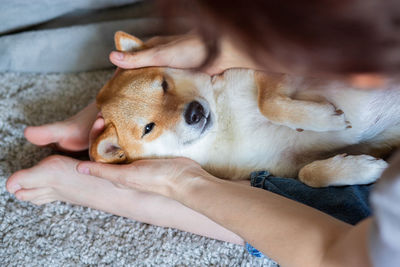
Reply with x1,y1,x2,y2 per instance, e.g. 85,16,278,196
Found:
0,70,276,266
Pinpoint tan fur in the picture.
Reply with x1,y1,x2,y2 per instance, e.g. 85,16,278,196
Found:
256,71,351,132
95,67,195,162
89,31,400,187
114,31,144,52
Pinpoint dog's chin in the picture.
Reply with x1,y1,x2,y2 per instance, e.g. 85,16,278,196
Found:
183,113,213,146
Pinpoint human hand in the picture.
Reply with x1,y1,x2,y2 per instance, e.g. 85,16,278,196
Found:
76,157,214,199
24,101,102,152
109,33,258,75
7,154,154,212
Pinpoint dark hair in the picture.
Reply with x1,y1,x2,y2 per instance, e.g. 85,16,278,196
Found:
158,0,400,76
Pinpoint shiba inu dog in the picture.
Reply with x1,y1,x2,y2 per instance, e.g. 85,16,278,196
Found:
90,31,400,187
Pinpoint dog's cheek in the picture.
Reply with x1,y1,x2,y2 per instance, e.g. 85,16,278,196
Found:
123,142,144,161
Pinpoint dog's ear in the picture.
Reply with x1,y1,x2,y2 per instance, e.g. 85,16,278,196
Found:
114,31,144,52
90,124,127,163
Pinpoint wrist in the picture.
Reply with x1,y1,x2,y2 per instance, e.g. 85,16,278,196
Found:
168,166,219,204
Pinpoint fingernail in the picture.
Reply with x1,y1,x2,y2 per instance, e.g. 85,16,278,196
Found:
9,184,21,193
77,165,90,175
112,51,124,61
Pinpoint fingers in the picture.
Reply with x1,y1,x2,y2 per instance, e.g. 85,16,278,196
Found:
109,47,170,69
88,116,105,151
109,33,258,75
14,188,53,203
76,160,165,194
24,123,65,146
6,155,77,194
144,35,186,48
7,166,48,194
24,102,99,152
77,161,132,186
109,36,206,69
25,122,87,152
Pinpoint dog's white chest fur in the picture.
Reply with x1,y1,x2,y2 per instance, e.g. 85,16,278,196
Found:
177,69,400,181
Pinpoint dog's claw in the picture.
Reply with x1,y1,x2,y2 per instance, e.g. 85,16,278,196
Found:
335,109,344,115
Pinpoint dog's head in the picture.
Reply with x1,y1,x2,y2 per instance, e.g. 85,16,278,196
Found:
90,32,215,163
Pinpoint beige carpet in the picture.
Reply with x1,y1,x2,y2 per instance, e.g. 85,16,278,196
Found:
0,70,276,266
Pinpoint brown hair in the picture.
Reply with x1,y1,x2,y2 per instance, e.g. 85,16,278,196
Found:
158,0,400,76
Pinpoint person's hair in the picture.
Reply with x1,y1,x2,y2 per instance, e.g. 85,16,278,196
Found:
158,0,400,76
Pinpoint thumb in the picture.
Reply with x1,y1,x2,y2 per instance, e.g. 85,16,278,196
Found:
88,116,105,150
109,36,206,69
24,123,66,146
109,47,171,69
77,161,131,185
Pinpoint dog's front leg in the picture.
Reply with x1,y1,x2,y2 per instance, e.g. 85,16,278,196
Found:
298,154,388,187
256,72,351,132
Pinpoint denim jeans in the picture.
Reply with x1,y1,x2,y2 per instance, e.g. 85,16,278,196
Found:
246,171,372,257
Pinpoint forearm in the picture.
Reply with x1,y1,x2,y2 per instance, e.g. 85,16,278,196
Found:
77,158,372,266
136,191,244,245
322,218,371,267
85,183,244,245
175,175,361,267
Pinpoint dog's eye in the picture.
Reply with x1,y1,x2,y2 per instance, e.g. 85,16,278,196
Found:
161,79,168,93
143,122,155,137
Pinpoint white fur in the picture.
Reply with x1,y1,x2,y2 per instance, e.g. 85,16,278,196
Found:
127,69,400,183
119,37,141,51
299,154,388,187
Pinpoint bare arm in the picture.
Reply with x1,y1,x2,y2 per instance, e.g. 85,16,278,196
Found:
176,174,371,267
77,158,372,267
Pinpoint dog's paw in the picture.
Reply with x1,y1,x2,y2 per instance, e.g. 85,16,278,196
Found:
260,96,352,132
346,154,388,180
299,154,388,187
297,102,351,132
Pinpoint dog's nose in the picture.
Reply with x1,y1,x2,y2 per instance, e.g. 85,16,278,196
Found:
185,101,205,125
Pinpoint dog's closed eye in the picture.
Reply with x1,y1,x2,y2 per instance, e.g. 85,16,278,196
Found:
142,122,155,137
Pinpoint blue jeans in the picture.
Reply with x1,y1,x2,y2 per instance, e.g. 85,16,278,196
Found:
246,171,372,257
